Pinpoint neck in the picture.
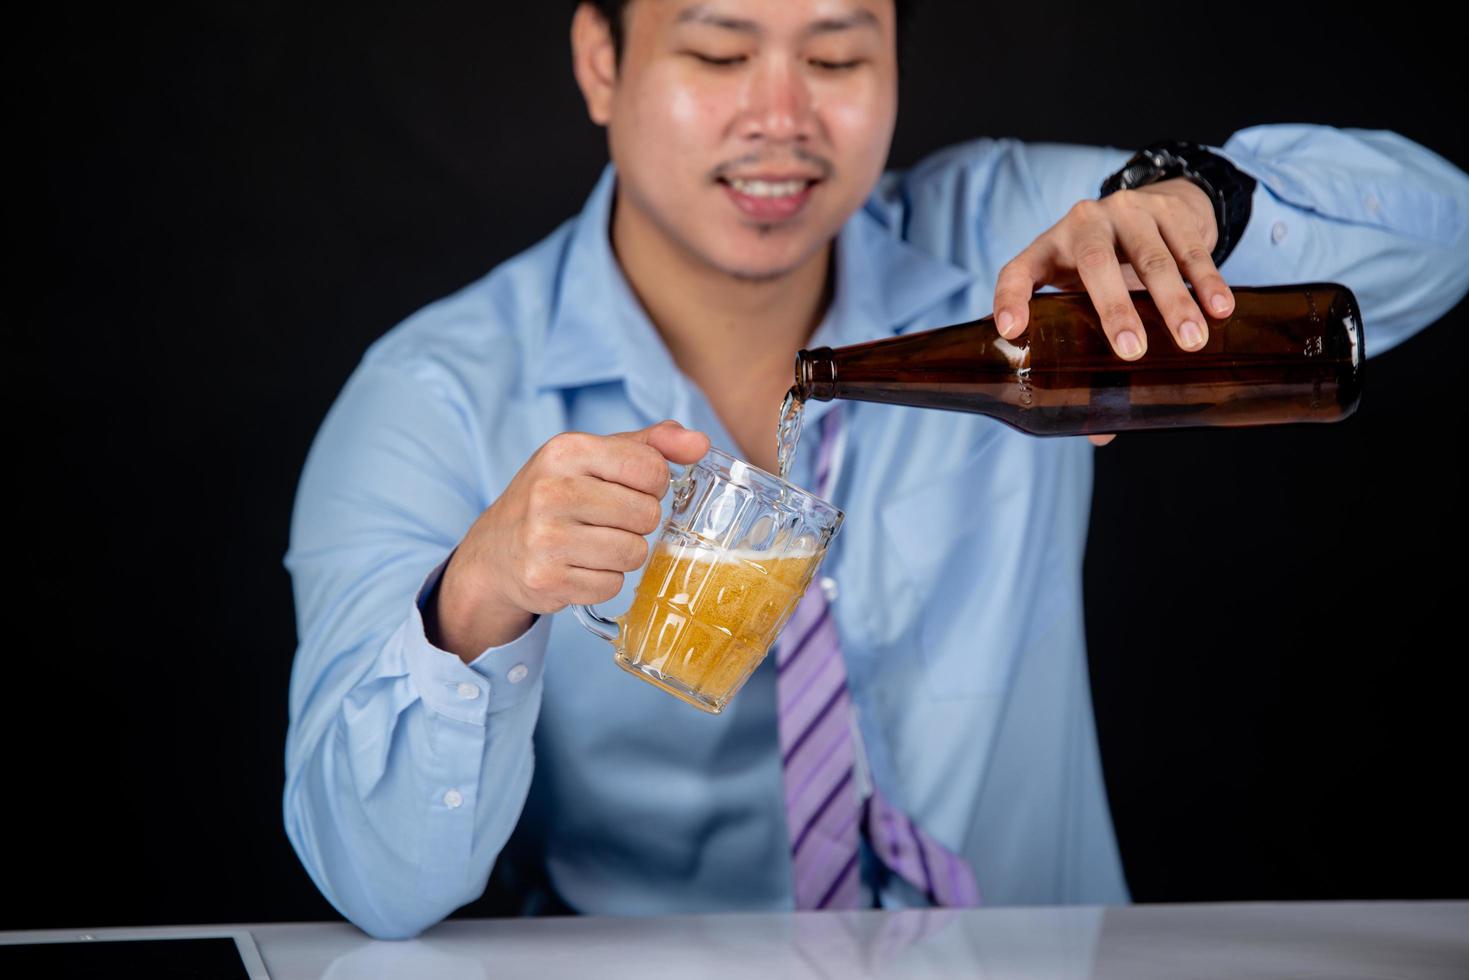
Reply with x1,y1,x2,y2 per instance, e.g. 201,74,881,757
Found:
609,184,833,395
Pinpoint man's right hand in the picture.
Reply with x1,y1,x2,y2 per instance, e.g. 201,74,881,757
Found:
429,419,711,662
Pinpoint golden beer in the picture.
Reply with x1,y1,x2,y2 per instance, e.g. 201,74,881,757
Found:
573,446,844,713
615,539,821,712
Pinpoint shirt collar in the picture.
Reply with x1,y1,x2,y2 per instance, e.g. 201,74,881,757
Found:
535,163,975,402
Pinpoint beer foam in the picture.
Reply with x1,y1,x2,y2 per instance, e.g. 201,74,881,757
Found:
654,542,820,563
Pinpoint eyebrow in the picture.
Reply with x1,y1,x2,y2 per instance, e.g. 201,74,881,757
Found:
674,5,880,38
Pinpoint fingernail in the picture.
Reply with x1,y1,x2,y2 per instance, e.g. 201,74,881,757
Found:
1181,321,1203,348
997,310,1014,336
1210,293,1230,315
1117,330,1141,358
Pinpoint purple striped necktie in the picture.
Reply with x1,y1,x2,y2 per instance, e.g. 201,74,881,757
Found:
776,403,981,910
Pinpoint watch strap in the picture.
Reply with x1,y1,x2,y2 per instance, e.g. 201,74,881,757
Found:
1099,139,1257,268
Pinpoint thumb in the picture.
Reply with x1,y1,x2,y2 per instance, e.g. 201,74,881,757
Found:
626,419,711,465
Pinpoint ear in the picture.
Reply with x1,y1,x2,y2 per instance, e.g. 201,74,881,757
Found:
571,2,618,126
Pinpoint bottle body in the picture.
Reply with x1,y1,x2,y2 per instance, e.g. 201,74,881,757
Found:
795,283,1364,436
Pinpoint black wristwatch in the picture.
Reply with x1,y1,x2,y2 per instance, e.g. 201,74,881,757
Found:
1099,139,1257,269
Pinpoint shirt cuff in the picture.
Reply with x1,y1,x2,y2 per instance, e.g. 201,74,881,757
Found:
403,550,553,723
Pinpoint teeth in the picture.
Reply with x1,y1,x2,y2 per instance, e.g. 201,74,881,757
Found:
728,178,808,198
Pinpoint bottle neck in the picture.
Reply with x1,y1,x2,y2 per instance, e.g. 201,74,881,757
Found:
795,316,1022,403
795,347,837,401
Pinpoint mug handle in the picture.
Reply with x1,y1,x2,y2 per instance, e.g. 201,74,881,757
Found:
572,603,620,644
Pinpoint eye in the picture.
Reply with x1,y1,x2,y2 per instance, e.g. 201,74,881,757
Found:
690,52,748,67
809,58,863,71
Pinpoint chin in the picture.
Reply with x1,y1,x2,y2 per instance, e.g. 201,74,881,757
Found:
713,256,807,283
705,236,826,283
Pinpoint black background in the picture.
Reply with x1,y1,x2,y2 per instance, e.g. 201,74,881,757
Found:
9,1,1466,929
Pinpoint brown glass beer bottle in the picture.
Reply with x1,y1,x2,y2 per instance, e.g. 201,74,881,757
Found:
791,282,1364,436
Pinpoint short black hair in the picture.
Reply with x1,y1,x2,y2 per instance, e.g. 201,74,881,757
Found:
582,1,916,65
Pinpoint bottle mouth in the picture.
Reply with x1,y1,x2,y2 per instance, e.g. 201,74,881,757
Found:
795,348,836,400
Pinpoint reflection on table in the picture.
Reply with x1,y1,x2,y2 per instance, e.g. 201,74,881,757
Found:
3,901,1466,979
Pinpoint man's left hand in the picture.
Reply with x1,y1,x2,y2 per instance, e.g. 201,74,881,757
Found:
991,178,1235,447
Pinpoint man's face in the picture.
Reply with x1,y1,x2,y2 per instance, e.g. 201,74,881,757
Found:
599,0,898,281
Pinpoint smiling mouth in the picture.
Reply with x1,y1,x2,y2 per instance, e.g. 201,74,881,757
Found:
715,175,823,222
718,177,821,198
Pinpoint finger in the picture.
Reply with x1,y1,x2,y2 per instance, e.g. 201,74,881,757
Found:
542,431,672,497
1087,433,1118,447
641,419,711,466
566,524,652,574
1112,205,1210,351
612,418,709,459
993,236,1060,339
564,476,665,536
1119,262,1145,291
1153,208,1234,321
518,523,630,605
1067,205,1147,360
558,566,627,607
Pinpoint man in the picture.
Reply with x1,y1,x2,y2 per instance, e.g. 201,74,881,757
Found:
283,0,1469,939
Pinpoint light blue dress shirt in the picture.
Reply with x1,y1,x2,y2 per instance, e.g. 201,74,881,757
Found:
284,125,1469,939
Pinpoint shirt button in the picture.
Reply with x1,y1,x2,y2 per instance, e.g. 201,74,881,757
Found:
1365,193,1381,213
507,663,529,684
443,789,463,809
819,576,839,602
456,682,480,700
1271,221,1288,244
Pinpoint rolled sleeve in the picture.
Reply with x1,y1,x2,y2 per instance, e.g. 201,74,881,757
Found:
404,552,553,723
1216,126,1467,247
1216,177,1310,281
1207,123,1469,359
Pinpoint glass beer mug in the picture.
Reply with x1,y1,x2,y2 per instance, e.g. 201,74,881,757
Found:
573,448,844,714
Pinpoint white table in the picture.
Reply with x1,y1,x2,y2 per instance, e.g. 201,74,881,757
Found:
4,901,1466,978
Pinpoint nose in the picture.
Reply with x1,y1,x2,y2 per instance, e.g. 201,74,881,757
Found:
736,55,815,145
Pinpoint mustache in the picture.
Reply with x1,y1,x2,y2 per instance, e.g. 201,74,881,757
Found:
710,148,834,181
